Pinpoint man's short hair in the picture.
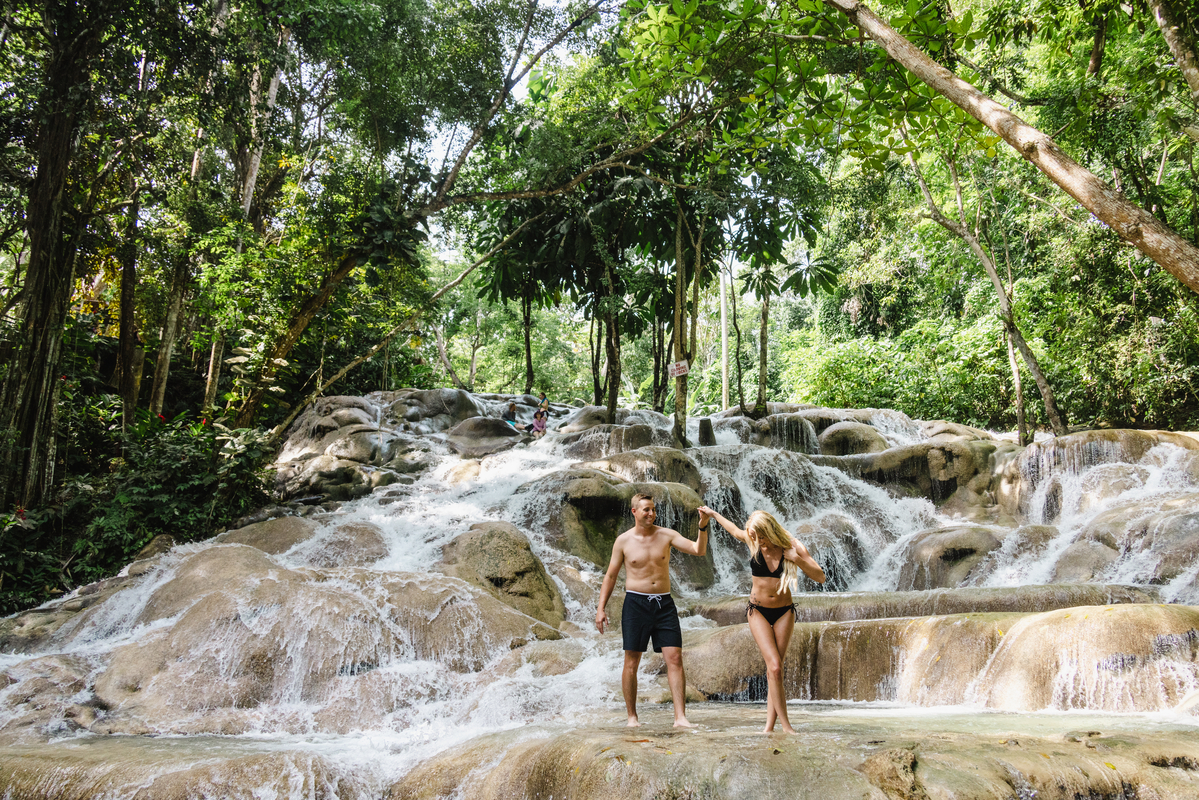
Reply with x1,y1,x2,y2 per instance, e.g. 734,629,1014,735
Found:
632,493,654,507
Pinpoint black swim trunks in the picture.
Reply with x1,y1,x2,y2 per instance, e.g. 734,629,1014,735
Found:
622,591,683,653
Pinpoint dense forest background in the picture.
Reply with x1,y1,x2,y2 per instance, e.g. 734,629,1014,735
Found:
2,0,1198,611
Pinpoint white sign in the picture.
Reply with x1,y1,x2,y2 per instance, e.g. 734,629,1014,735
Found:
668,360,690,378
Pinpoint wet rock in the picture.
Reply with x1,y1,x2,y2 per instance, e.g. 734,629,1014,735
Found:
896,526,1003,590
559,424,666,460
437,522,566,628
1004,429,1199,518
0,742,369,800
376,388,486,434
92,554,560,734
697,417,716,446
751,413,819,453
813,440,996,504
710,415,752,443
444,460,481,485
293,521,389,568
445,417,526,458
557,406,671,435
1076,463,1150,515
385,706,1199,800
492,639,589,678
978,604,1199,712
0,655,92,745
1076,493,1199,583
920,420,994,442
578,446,703,494
818,421,889,456
134,534,176,559
512,470,714,589
1051,540,1119,582
691,584,1158,626
217,516,320,555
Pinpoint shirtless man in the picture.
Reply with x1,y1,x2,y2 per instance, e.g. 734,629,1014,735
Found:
595,494,710,727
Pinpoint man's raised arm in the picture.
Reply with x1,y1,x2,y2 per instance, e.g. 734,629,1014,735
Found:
670,520,708,557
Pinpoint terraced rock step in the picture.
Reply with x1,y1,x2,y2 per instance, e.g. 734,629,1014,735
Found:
690,584,1160,625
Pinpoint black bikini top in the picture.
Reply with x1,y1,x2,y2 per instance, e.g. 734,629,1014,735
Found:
750,550,784,579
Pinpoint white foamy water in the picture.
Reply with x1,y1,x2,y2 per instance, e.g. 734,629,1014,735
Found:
4,404,1199,798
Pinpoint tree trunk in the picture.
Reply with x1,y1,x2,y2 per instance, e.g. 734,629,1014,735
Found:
118,194,141,427
1006,329,1028,445
1149,0,1199,106
829,0,1199,294
240,28,290,222
202,330,225,413
909,155,1069,435
601,257,621,424
755,293,769,415
522,289,534,394
148,254,190,415
1087,13,1106,77
720,265,729,411
672,204,690,447
433,325,469,390
590,310,604,404
235,253,359,426
0,12,98,509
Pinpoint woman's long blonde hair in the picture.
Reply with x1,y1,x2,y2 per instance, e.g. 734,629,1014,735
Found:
746,511,799,595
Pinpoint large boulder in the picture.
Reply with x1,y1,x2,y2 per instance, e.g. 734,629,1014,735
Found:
559,424,670,460
556,406,671,435
288,520,389,568
0,655,93,745
895,526,1003,590
977,604,1199,712
89,548,560,736
437,522,566,628
216,516,320,554
818,421,888,456
376,388,486,434
577,446,703,494
445,417,527,458
1000,429,1199,519
813,440,998,503
1075,492,1199,583
510,470,714,589
1051,540,1119,582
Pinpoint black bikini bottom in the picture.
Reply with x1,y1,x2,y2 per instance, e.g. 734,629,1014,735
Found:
746,601,795,625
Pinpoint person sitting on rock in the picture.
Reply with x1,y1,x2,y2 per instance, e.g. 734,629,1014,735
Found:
697,506,825,734
595,494,709,728
531,408,547,437
502,402,526,431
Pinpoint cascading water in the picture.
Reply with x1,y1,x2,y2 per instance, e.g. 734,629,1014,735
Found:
2,394,1197,799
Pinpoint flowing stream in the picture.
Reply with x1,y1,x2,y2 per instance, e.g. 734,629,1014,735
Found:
2,405,1198,796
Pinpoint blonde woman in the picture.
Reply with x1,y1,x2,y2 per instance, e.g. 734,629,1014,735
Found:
697,506,826,734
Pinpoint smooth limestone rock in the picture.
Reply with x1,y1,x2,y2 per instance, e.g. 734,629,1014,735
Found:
1051,540,1120,582
999,429,1199,519
578,446,703,494
385,705,1199,800
978,604,1199,712
556,406,672,435
920,420,995,442
818,421,889,456
895,525,1004,590
683,612,1018,704
0,655,93,745
511,469,714,588
436,521,566,628
691,584,1159,626
445,417,527,458
291,521,389,568
0,741,368,800
217,516,320,554
559,424,674,460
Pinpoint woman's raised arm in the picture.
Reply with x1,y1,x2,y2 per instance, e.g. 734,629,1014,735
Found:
696,506,749,545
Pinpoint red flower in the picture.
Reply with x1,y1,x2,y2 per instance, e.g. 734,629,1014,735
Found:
157,414,166,422
201,418,208,426
14,507,25,520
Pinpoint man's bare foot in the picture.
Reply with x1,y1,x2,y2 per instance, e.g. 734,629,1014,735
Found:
673,717,697,728
626,717,641,727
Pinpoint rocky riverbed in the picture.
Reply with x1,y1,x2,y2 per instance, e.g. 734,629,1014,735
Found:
1,388,1197,798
